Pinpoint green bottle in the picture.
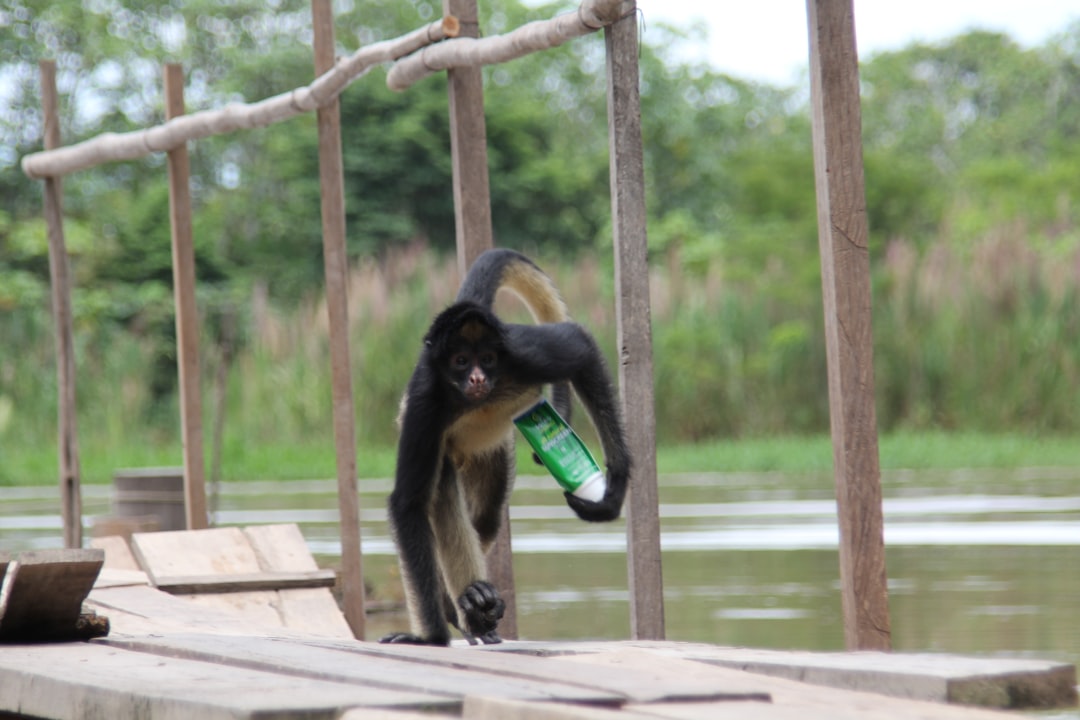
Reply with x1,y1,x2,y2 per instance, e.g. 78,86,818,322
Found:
513,398,606,502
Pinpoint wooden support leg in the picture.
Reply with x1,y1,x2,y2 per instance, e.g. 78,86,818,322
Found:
806,0,891,651
605,4,665,640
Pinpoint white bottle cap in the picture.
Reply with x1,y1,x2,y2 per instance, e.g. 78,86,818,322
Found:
572,471,607,502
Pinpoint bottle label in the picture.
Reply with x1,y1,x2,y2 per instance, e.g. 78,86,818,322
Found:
514,399,606,501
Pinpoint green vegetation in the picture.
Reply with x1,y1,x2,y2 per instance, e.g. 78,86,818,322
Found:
2,2,1080,486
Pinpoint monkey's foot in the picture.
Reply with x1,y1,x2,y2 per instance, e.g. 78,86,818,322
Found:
379,631,449,646
458,580,505,643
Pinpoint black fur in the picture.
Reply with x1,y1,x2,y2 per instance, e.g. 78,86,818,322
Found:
380,249,631,646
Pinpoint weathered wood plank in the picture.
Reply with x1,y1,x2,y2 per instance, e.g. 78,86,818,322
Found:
131,526,260,578
605,2,664,641
674,645,1078,710
152,569,336,594
101,633,621,705
805,0,890,651
131,526,294,629
243,523,353,638
488,640,1078,710
0,549,104,642
304,637,765,704
89,534,143,571
0,641,445,720
86,584,291,637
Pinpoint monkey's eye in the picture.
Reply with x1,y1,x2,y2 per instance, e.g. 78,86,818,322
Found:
478,352,496,368
452,353,470,369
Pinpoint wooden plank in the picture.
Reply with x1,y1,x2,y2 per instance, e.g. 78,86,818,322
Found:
131,526,284,626
604,3,664,641
0,549,104,642
306,638,765,704
441,0,518,640
311,0,366,641
153,569,336,594
101,633,620,705
39,60,83,550
89,533,143,570
0,641,444,720
667,645,1078,710
245,523,353,638
163,63,209,531
86,584,294,637
464,695,656,720
805,0,890,651
623,665,1021,720
489,641,1078,711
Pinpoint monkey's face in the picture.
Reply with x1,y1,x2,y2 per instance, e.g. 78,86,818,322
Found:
444,320,501,403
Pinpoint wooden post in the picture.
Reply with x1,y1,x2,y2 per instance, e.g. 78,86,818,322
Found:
311,0,366,640
441,0,517,640
605,5,665,640
163,64,209,531
39,61,83,549
806,0,891,650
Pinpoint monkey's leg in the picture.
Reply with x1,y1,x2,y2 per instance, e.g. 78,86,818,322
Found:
432,463,505,644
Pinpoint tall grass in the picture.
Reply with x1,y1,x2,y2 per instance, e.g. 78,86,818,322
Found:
2,226,1079,485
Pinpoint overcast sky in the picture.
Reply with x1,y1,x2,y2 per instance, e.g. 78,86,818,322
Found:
640,0,1080,85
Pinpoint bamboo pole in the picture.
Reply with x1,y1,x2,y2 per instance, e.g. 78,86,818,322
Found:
20,18,459,180
164,64,209,531
388,0,631,91
39,61,83,549
806,0,891,650
605,5,664,640
311,0,366,641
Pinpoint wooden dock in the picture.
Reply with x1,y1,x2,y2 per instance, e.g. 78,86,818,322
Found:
0,529,1075,719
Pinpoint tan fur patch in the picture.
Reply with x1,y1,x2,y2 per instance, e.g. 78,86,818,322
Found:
458,319,487,343
500,262,570,323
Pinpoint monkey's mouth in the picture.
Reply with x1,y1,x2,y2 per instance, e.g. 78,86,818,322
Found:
464,384,492,401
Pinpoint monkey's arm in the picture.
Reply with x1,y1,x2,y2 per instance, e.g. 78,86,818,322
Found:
383,385,454,646
505,323,631,522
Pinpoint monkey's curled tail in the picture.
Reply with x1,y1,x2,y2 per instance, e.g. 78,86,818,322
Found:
456,249,569,324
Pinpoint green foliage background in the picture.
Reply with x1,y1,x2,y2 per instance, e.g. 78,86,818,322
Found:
2,1,1080,483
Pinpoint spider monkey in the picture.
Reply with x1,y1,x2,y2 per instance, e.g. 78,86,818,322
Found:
380,248,631,646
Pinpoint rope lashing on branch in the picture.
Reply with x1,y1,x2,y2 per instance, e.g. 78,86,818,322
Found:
386,0,633,91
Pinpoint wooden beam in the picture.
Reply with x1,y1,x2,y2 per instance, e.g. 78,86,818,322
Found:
805,0,891,650
152,569,337,595
21,18,459,180
311,0,366,641
605,4,664,640
163,64,209,531
441,0,518,641
387,0,629,91
39,61,83,550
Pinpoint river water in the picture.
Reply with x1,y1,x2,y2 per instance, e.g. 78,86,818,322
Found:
2,467,1078,689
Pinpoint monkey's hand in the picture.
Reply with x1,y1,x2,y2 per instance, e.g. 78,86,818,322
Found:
458,580,505,645
564,473,627,522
